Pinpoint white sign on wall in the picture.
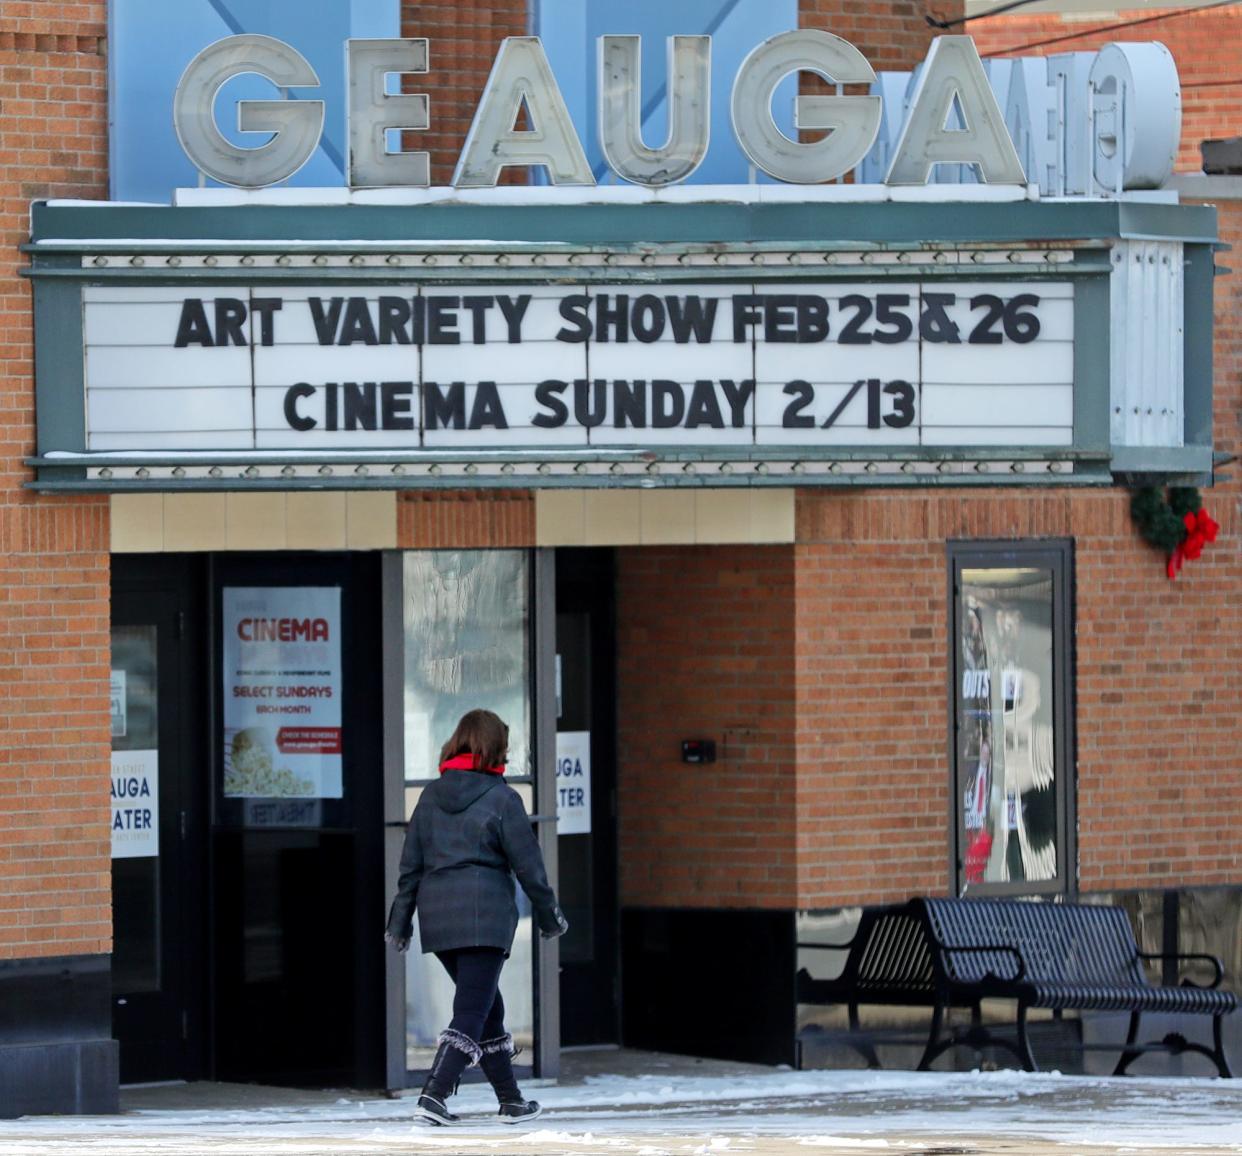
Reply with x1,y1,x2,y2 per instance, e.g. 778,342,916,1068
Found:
221,586,343,798
556,730,591,836
82,280,1074,454
111,749,158,859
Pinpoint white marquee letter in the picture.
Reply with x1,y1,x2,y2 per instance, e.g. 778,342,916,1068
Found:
731,29,880,184
453,37,594,187
1004,58,1053,195
598,35,710,187
173,34,324,189
1090,42,1181,194
347,38,430,188
886,36,1026,185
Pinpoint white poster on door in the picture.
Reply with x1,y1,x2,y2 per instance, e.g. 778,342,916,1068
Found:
111,749,158,858
222,586,343,798
556,731,591,836
109,669,127,739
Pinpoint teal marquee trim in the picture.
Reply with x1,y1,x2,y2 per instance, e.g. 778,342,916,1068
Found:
23,196,1219,492
27,199,1219,249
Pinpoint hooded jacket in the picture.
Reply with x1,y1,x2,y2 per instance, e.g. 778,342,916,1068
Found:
386,769,562,954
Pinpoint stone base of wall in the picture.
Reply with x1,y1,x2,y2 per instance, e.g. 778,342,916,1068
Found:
621,907,797,1066
0,954,118,1117
0,1039,119,1118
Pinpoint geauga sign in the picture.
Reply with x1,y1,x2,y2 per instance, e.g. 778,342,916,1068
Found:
174,30,1180,192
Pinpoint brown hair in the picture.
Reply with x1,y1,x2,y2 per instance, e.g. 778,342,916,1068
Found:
440,708,509,769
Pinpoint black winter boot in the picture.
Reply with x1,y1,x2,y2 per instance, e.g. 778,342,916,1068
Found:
415,1029,480,1126
478,1033,542,1123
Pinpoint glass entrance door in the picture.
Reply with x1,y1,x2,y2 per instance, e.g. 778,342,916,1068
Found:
382,550,558,1088
210,552,385,1088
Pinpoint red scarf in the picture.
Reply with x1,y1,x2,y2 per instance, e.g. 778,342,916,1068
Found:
439,754,505,776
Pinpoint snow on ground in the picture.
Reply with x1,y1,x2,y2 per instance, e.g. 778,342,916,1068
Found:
1,1068,1241,1155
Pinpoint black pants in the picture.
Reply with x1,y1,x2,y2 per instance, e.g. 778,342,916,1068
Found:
435,947,507,1043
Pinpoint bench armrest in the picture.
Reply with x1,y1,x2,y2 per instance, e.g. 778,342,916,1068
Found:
1137,950,1226,989
941,943,1027,983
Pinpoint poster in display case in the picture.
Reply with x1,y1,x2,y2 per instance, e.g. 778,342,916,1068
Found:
954,561,1065,892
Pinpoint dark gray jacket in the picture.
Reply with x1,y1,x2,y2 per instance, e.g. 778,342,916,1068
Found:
386,770,562,954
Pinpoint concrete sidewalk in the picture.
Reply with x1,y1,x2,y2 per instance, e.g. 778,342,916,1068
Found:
2,1049,1241,1155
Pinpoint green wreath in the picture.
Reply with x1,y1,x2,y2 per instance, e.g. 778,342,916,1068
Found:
1130,485,1202,553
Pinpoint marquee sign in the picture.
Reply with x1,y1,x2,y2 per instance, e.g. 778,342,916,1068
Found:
27,195,1218,491
83,280,1074,454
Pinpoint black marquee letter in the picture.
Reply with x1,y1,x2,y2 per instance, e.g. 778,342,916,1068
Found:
283,383,316,431
533,380,568,427
174,299,213,347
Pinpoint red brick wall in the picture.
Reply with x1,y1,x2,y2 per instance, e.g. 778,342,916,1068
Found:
397,490,535,548
793,526,946,904
616,546,798,908
400,1,529,186
800,0,958,73
794,478,1242,908
0,2,111,959
970,6,1242,172
0,506,112,955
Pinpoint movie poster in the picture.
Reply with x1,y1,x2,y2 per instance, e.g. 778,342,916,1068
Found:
957,569,1057,889
222,587,343,799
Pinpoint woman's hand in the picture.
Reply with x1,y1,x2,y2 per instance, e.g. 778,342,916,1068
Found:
384,931,411,953
539,906,569,940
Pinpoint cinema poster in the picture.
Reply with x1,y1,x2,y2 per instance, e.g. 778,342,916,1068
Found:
222,586,343,799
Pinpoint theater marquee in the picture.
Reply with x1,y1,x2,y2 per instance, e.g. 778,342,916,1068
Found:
83,280,1073,454
24,197,1217,491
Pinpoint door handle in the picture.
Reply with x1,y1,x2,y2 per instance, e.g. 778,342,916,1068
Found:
385,820,408,829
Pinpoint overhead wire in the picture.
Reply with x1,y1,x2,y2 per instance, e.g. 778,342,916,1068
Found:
927,0,1057,30
953,0,1242,57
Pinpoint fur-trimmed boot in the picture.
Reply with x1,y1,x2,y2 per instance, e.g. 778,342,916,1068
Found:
415,1029,481,1126
478,1033,542,1123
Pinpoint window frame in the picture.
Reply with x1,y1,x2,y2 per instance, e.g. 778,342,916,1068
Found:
946,538,1076,899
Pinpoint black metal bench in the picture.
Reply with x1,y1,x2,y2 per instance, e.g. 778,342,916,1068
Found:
797,897,1237,1076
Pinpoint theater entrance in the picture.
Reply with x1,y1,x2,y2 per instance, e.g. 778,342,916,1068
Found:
110,552,387,1088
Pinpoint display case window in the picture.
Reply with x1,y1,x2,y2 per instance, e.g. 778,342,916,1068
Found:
949,541,1075,896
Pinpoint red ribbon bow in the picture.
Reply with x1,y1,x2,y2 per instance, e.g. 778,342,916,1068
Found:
1167,508,1220,579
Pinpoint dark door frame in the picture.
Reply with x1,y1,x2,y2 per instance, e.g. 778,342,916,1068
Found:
208,551,386,1088
110,554,209,1084
554,546,621,1048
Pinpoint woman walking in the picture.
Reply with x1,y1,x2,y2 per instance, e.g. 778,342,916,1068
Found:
385,708,568,1126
